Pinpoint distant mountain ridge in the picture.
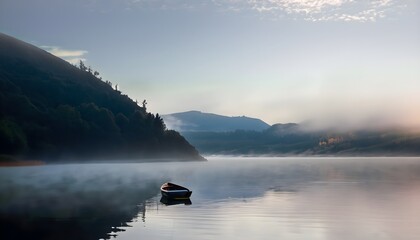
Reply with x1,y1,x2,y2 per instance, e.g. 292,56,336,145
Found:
0,33,204,162
182,123,420,156
166,111,420,156
162,111,271,132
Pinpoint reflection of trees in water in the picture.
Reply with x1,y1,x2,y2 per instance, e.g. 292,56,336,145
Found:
0,177,162,240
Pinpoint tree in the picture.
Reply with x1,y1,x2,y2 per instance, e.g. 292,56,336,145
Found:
0,119,27,154
154,113,166,133
79,60,87,72
115,113,129,132
142,100,147,111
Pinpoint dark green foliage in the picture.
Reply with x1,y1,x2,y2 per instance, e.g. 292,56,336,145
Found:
0,119,27,154
0,33,203,161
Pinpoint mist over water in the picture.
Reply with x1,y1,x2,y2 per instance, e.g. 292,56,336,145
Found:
1,157,420,240
0,163,170,239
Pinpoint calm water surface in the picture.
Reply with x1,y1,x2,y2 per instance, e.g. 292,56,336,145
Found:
1,157,420,240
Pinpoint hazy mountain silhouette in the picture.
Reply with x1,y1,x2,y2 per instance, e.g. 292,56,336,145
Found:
182,122,420,156
0,33,204,162
162,111,270,132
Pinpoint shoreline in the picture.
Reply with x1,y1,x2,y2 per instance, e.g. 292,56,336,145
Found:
0,155,206,167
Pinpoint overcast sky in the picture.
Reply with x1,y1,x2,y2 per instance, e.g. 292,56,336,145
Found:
1,0,419,128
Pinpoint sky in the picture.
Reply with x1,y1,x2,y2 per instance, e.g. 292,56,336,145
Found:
1,0,419,129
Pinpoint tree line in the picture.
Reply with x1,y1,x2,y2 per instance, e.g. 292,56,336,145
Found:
0,56,202,161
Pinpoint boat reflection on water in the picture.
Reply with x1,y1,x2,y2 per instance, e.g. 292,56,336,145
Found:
160,196,192,206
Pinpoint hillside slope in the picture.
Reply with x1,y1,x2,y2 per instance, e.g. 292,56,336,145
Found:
182,123,420,156
162,111,270,132
0,33,204,162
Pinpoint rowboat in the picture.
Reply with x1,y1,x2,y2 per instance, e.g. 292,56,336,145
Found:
160,182,192,200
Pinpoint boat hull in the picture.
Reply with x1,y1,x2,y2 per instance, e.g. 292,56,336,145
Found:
161,190,192,199
160,182,192,200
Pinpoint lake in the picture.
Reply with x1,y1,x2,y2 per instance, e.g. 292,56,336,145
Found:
1,157,420,240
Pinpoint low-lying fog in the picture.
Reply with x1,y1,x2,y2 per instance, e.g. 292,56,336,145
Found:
2,157,420,239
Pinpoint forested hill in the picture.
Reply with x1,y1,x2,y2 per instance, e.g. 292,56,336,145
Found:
0,33,204,162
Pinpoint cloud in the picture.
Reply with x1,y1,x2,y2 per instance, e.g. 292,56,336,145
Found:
245,0,400,22
41,46,88,64
213,0,406,22
124,0,208,11
123,0,404,22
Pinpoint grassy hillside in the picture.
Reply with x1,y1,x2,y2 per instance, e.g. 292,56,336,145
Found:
0,33,204,162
